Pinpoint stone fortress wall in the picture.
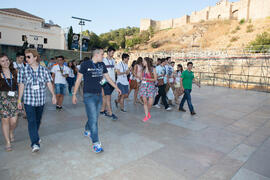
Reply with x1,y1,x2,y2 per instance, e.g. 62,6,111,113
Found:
140,0,270,31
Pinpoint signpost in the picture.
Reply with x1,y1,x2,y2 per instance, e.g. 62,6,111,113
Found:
71,16,91,60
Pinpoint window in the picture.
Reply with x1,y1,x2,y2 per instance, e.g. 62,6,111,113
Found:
44,38,48,44
22,35,27,41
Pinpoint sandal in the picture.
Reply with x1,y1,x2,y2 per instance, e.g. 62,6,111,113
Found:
5,146,12,152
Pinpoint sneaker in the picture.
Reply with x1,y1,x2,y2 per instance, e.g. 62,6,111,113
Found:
69,93,72,96
120,109,127,112
166,107,172,111
32,144,40,153
154,104,161,109
84,130,91,138
191,111,196,115
100,110,107,116
179,108,186,112
143,116,149,122
93,143,103,153
56,105,62,110
106,113,118,121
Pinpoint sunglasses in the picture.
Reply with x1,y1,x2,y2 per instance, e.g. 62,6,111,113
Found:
26,56,31,59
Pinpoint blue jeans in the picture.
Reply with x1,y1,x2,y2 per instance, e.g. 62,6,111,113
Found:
179,89,194,113
66,77,75,94
83,93,102,144
24,104,44,147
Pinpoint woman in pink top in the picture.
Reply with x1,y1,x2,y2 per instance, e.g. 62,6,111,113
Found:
138,57,157,122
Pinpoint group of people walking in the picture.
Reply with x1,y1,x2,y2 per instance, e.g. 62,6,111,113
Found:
0,46,200,154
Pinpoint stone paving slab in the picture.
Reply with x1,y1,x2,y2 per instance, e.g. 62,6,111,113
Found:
232,168,270,180
244,137,270,178
198,157,244,180
227,144,257,163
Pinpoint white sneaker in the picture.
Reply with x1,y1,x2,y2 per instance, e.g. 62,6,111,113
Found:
32,144,40,153
154,104,161,109
93,142,103,153
166,107,172,111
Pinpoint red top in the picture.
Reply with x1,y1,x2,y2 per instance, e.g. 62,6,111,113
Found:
142,71,153,83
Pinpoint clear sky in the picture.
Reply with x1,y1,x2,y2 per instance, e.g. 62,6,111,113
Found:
1,0,238,34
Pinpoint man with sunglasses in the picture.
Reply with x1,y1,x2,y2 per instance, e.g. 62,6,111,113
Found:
17,49,56,153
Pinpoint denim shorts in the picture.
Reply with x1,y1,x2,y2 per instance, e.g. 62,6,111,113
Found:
117,83,129,95
102,83,114,95
55,83,66,95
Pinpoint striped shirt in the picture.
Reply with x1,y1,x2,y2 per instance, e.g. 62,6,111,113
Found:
17,64,52,107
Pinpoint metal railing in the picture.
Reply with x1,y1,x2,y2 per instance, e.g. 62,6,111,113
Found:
196,72,270,92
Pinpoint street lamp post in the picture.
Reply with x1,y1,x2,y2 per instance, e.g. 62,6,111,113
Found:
72,16,91,60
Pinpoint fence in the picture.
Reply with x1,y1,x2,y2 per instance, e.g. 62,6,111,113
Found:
196,72,270,92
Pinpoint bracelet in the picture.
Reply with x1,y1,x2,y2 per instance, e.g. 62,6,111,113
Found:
17,99,21,103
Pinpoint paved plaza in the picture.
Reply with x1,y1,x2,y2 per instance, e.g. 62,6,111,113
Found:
1,86,270,180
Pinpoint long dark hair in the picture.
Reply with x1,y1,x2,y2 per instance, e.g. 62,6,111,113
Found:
68,60,77,75
136,57,143,65
143,57,154,78
0,53,17,78
131,60,137,69
177,64,183,73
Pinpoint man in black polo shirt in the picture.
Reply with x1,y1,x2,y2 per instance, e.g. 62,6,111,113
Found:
72,48,121,153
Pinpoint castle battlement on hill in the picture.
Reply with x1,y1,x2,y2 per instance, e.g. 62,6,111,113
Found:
140,0,270,31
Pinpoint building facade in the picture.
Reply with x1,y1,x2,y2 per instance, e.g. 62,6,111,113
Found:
140,0,270,31
0,8,66,50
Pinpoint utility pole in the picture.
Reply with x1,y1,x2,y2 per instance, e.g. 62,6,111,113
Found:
71,16,91,60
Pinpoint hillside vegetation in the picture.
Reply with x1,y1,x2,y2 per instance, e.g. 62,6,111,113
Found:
135,18,270,52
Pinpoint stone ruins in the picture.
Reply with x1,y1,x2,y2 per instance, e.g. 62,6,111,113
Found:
140,0,270,31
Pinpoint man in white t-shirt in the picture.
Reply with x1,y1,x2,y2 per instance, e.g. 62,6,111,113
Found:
13,52,25,72
100,47,118,120
51,56,69,110
115,53,130,112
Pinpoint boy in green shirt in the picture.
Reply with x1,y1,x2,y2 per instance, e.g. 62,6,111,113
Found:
179,62,200,115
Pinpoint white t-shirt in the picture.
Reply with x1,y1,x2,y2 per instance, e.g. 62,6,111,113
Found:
103,57,115,82
68,67,75,78
51,64,69,84
13,62,24,71
116,61,129,85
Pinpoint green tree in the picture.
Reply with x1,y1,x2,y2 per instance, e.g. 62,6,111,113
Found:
249,32,270,53
140,31,150,43
88,32,101,50
67,26,73,50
